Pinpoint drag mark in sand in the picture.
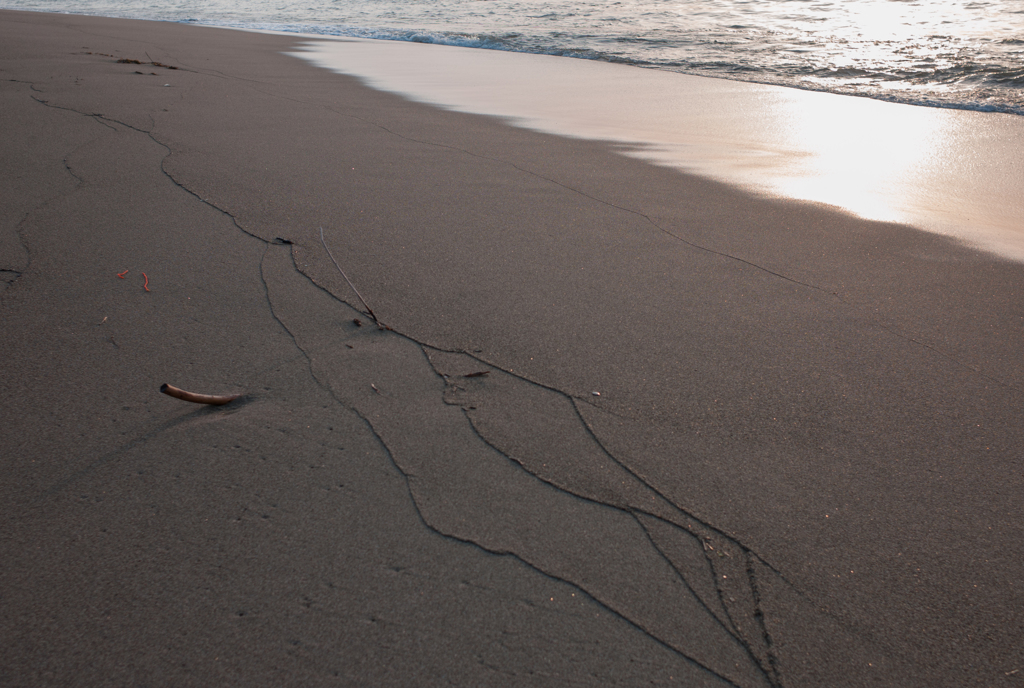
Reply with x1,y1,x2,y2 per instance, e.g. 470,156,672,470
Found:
262,242,786,688
26,90,272,253
1,82,97,295
426,346,787,686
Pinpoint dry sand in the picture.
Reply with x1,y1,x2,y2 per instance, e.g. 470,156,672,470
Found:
1,10,1022,687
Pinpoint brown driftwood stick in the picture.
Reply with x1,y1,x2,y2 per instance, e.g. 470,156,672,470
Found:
160,383,241,406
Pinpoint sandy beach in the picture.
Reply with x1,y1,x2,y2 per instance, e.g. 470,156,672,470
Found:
2,10,1022,687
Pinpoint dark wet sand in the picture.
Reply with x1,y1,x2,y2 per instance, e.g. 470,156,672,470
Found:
1,11,1022,687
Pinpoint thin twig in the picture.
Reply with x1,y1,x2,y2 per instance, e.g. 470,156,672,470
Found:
319,227,381,327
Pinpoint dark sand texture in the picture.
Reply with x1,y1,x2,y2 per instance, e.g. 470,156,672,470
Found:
2,11,1023,687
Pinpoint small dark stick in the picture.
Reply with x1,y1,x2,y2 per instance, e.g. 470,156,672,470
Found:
160,383,241,406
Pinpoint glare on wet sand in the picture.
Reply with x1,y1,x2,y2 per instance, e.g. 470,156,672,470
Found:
296,37,1024,260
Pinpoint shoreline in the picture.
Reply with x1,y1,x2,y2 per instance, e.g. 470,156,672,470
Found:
2,10,1023,687
5,3,1024,118
292,35,1024,262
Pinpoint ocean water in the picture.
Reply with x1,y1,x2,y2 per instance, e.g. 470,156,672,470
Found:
4,0,1023,116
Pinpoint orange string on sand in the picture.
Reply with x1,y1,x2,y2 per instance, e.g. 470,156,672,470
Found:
117,269,129,279
142,273,150,291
